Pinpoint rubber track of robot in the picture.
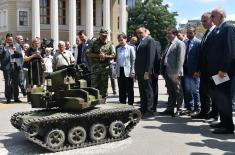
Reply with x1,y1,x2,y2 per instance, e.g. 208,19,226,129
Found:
19,108,141,152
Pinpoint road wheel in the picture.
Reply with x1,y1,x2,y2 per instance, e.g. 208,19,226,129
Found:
27,123,39,137
109,121,125,138
89,123,107,141
68,126,86,145
45,129,65,148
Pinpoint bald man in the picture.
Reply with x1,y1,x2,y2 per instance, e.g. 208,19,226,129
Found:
52,41,75,70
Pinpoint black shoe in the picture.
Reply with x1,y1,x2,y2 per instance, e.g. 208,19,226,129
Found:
159,109,173,115
204,117,218,123
210,122,223,128
14,99,22,103
142,110,154,118
5,100,11,104
172,110,182,117
22,92,27,97
150,107,157,113
138,108,146,115
212,128,234,134
191,113,208,119
190,110,200,116
180,109,192,116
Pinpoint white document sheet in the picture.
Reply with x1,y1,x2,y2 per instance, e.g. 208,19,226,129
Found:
212,73,230,85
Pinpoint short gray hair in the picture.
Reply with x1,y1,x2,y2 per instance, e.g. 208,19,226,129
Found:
212,8,226,19
58,41,65,46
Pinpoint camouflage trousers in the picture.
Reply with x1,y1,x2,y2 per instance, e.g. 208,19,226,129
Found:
91,63,109,98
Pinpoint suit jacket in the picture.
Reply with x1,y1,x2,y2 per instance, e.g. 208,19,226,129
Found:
14,43,24,70
0,43,22,71
73,39,92,67
116,44,135,77
199,27,216,76
135,36,156,75
164,37,185,76
153,40,161,74
183,37,201,75
203,22,235,77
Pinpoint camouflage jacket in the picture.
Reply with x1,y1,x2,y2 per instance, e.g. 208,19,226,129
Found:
86,38,115,66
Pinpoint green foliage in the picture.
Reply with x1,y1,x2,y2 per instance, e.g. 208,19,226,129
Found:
127,0,178,47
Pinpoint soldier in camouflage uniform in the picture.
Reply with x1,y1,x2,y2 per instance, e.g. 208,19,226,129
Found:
86,28,115,99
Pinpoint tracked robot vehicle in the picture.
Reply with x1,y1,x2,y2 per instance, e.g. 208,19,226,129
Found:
10,64,141,152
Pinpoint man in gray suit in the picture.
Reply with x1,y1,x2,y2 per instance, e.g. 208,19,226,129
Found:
0,33,23,103
15,35,26,97
160,28,185,116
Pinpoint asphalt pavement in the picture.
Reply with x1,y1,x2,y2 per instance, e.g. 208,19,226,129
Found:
0,71,235,155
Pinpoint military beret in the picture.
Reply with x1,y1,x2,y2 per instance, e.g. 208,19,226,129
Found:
99,28,109,35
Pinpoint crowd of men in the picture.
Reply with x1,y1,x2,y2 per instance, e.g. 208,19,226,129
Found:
0,8,234,134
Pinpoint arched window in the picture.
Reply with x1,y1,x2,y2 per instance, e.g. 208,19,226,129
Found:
40,0,50,24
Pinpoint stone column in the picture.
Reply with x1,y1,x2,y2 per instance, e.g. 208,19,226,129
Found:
32,0,40,38
50,0,59,49
86,0,93,38
103,0,111,39
69,0,76,46
119,0,127,34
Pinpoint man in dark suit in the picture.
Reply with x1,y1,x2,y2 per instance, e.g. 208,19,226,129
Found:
206,8,235,134
151,40,161,112
76,30,92,86
135,25,157,116
192,12,218,121
0,33,23,103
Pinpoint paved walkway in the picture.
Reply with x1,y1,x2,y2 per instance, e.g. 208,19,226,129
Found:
0,71,235,155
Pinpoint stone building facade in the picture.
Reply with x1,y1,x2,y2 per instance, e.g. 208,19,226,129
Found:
0,0,131,46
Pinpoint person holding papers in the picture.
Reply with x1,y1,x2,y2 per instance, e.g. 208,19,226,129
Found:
205,8,235,134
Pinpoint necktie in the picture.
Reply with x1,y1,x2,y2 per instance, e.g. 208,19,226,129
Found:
201,30,209,45
162,42,172,65
137,40,142,51
185,40,191,62
183,40,191,74
160,42,171,75
77,45,82,64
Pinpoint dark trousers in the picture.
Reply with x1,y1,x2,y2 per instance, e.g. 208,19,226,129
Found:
208,79,234,130
199,77,211,114
151,74,158,109
18,69,26,96
200,76,218,118
3,63,20,101
164,73,183,110
117,67,134,105
109,66,116,93
137,73,154,113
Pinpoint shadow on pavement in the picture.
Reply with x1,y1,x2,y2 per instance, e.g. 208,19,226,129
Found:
0,132,48,155
188,139,235,154
141,115,235,154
